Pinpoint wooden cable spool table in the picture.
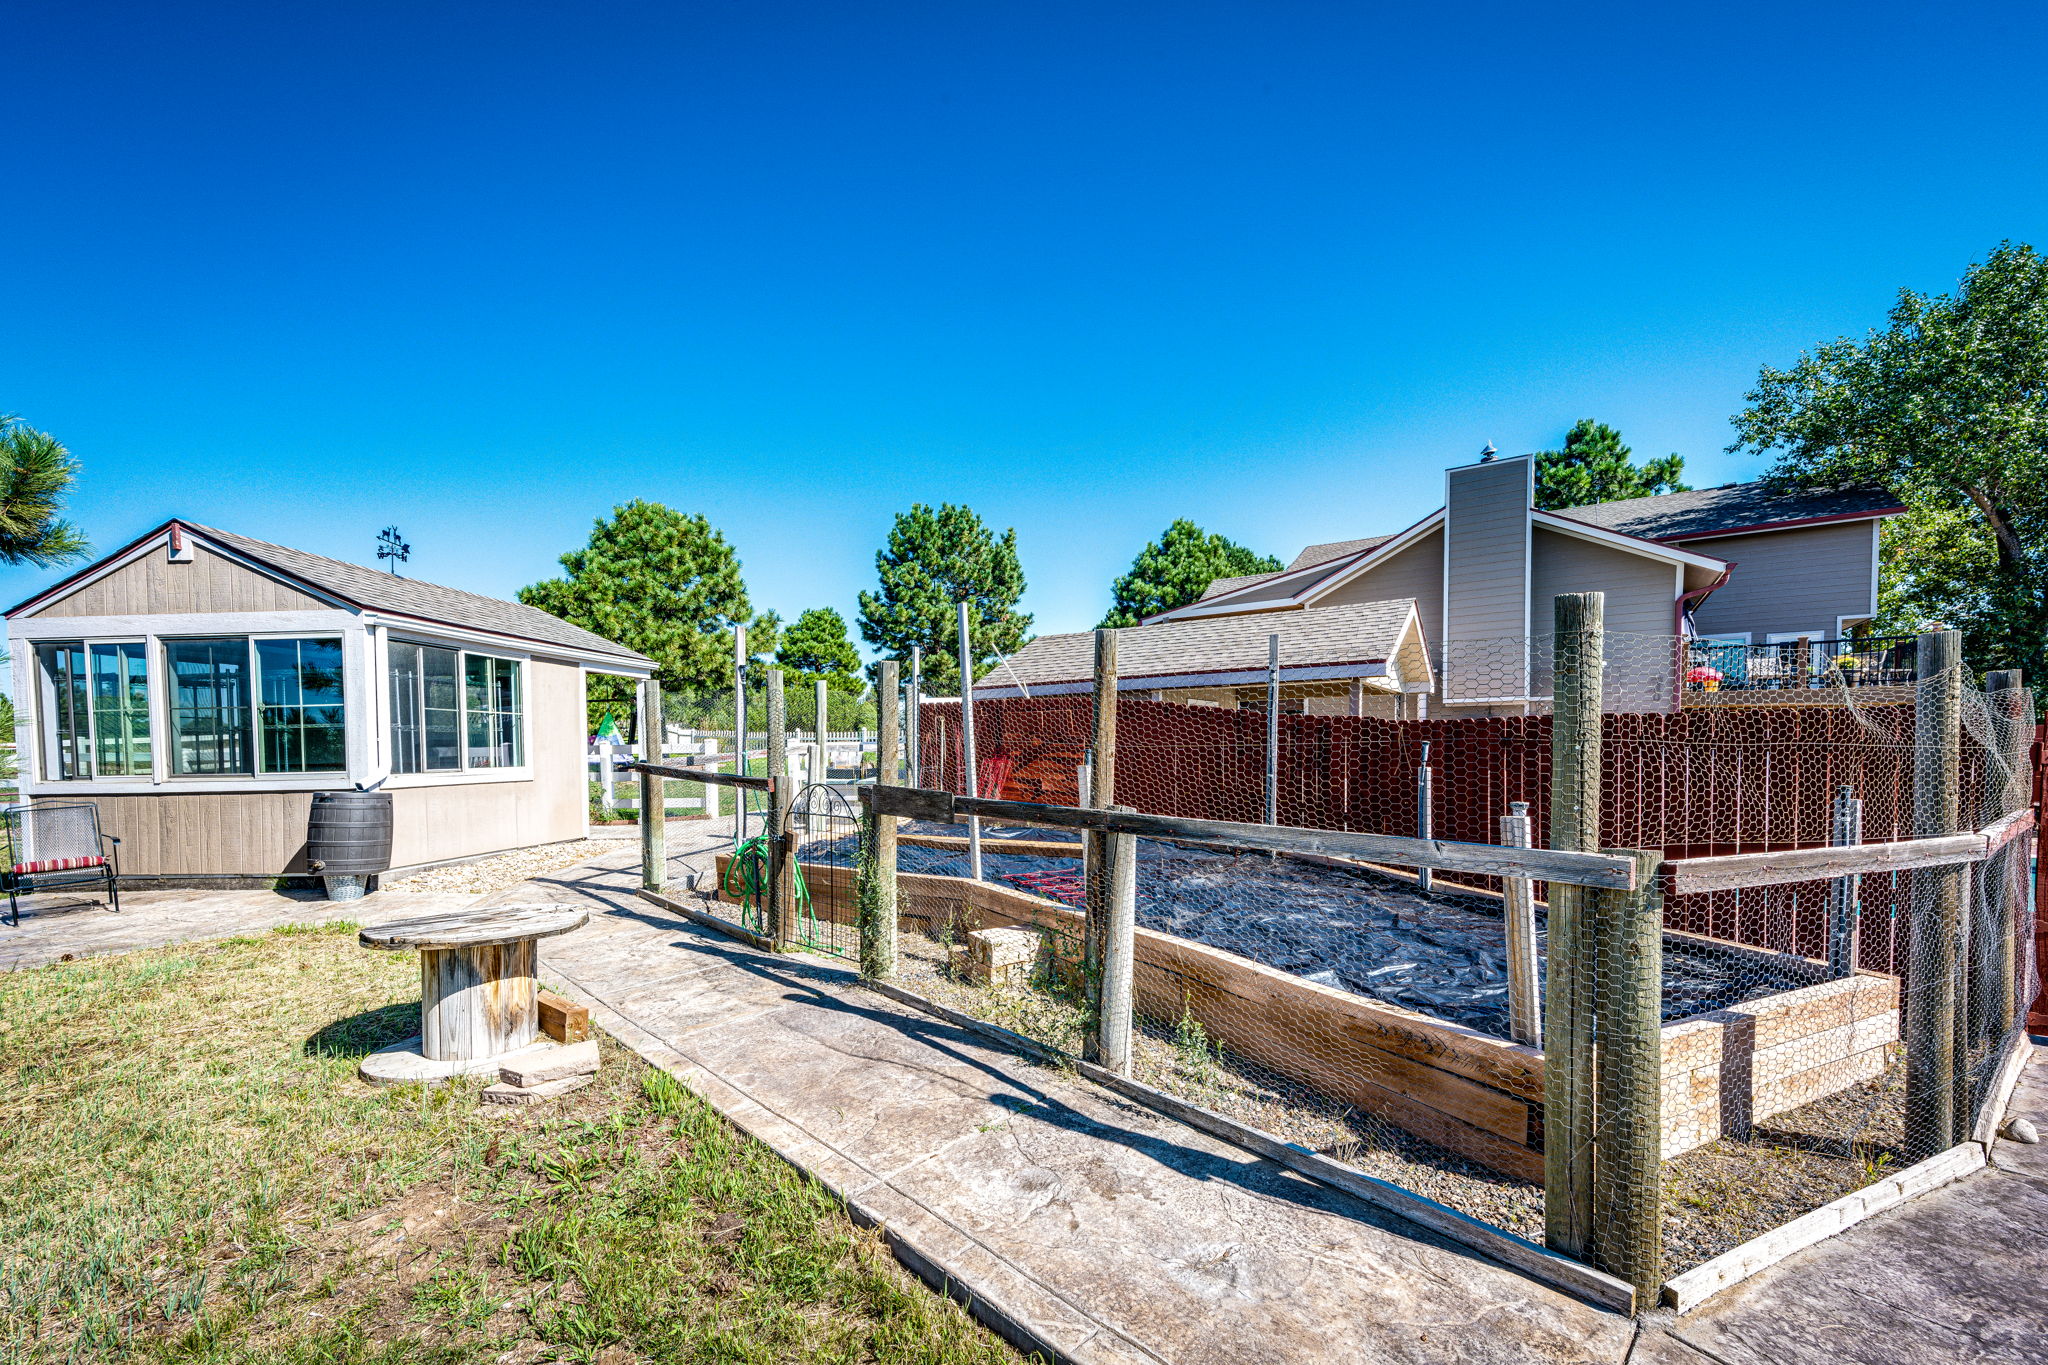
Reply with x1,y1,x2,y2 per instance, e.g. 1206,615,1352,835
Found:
355,904,589,1084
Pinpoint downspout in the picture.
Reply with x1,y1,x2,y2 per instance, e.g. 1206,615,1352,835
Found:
1673,563,1735,709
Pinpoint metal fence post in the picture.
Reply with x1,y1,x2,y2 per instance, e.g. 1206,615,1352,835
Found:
1264,633,1280,826
1500,801,1540,1046
733,625,748,849
1826,785,1863,978
639,679,665,892
1907,627,1963,1154
1417,740,1434,894
1979,670,2024,1048
765,667,790,946
1544,590,1604,1261
908,645,922,785
958,600,983,881
1589,847,1665,1300
1084,630,1119,1059
861,660,900,980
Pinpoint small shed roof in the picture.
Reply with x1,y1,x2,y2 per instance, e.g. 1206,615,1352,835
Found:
8,520,654,668
975,598,1430,698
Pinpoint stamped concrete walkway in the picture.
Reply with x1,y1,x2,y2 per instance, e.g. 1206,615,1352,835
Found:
7,840,2044,1364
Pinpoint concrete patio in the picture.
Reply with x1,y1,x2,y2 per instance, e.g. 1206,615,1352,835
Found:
6,834,2044,1364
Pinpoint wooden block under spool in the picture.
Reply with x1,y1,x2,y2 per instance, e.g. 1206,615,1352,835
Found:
539,989,591,1043
501,1039,600,1088
482,1073,594,1107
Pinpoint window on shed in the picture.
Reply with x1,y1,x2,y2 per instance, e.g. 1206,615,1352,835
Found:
256,638,346,773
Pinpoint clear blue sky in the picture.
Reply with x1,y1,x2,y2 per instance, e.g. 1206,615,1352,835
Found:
6,2,2045,655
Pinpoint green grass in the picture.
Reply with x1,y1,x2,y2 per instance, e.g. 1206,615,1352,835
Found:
0,925,1024,1364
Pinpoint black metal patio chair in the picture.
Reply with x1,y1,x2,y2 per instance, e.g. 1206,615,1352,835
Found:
1,802,121,927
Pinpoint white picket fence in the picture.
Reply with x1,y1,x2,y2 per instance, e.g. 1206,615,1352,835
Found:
589,728,876,821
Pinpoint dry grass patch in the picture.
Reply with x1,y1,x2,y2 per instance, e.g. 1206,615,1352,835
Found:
0,924,1025,1364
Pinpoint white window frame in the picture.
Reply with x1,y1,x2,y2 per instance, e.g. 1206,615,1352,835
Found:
33,637,154,783
161,632,352,780
380,634,532,787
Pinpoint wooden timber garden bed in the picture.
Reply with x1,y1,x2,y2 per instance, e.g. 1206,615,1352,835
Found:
713,854,1900,1182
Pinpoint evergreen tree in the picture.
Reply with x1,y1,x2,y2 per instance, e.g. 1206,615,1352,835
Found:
1099,519,1281,627
1533,420,1689,509
0,414,90,566
777,607,865,695
519,500,774,733
857,503,1030,694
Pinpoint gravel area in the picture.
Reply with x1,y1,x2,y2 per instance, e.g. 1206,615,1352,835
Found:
383,840,625,894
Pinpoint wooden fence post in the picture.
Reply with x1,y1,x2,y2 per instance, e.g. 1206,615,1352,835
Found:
1826,785,1862,978
733,625,748,848
1907,627,1963,1154
1544,590,1604,1261
765,667,790,946
1589,847,1665,1300
1500,801,1541,1046
1088,805,1139,1073
639,679,665,892
1084,629,1119,1056
861,660,901,980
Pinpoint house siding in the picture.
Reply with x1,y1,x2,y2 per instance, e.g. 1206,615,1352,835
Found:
25,545,329,617
1678,520,1879,639
1316,527,1445,625
1529,526,1682,711
1442,458,1533,700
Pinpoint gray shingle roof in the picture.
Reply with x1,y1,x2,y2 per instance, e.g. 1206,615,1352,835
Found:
1285,534,1394,571
1549,484,1902,541
189,523,653,665
1198,571,1283,601
982,598,1420,690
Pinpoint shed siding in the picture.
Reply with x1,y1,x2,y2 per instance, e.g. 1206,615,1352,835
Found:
1442,458,1532,699
1678,520,1878,639
26,545,329,617
52,659,588,877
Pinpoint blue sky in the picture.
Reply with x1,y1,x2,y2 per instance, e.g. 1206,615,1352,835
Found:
5,2,2045,655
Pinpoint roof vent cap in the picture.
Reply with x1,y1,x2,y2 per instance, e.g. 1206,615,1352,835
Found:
1478,442,1497,463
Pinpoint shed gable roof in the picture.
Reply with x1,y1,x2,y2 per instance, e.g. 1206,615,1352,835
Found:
8,520,654,666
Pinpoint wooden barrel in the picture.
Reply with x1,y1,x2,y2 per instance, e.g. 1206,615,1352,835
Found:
307,791,394,874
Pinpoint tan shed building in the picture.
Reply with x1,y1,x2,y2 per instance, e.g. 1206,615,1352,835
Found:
5,520,655,882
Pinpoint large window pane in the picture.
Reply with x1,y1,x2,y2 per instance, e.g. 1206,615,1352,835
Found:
463,654,523,768
167,638,253,775
422,646,461,770
35,643,89,780
388,641,423,774
90,643,151,776
256,638,346,774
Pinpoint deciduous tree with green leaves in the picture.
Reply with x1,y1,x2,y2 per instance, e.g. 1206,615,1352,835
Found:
1098,520,1282,627
519,500,774,733
857,503,1030,694
1730,241,2048,683
1533,420,1689,510
0,414,90,567
777,607,865,695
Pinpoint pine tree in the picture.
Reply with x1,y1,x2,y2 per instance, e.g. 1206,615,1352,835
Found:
0,415,90,567
777,607,865,695
1533,420,1689,510
856,503,1030,694
1099,520,1281,627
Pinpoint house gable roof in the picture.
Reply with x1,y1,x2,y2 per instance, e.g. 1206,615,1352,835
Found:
1549,483,1903,541
1285,534,1395,572
8,520,654,668
980,597,1427,696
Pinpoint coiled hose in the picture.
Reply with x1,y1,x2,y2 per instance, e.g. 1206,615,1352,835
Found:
722,833,813,938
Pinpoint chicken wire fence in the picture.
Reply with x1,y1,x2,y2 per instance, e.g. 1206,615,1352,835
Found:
854,623,2038,1293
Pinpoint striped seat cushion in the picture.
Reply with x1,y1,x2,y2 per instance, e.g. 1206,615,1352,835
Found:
12,856,107,875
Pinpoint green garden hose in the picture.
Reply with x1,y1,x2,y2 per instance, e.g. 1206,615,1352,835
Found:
722,833,813,938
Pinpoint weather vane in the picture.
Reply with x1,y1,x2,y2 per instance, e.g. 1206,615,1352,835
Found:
376,525,411,576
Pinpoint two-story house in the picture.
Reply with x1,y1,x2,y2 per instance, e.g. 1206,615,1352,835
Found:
979,452,1901,717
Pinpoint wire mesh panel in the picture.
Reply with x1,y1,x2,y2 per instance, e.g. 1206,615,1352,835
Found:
879,623,2039,1289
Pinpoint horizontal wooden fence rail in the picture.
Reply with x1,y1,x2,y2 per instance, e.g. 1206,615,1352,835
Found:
1665,804,2037,895
620,759,773,792
862,784,1641,890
